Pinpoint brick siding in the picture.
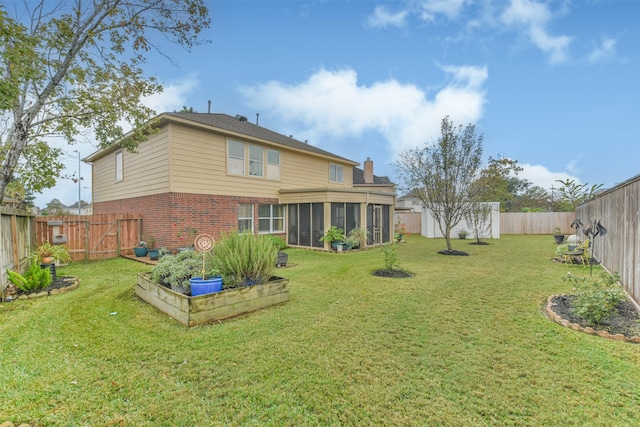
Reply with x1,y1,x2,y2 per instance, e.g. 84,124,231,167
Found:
94,192,279,249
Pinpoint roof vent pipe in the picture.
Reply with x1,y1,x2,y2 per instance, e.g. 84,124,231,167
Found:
256,113,259,125
207,100,211,114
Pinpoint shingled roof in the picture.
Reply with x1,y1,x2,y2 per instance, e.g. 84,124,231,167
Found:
164,112,357,164
352,167,393,185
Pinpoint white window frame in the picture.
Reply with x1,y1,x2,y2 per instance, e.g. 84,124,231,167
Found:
228,140,245,175
330,163,343,183
266,149,280,180
258,204,285,234
115,150,123,182
238,203,254,232
249,145,264,177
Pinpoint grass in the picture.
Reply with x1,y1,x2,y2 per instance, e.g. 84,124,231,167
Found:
1,235,639,426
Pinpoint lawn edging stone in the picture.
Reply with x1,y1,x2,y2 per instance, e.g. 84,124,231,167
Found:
545,294,640,344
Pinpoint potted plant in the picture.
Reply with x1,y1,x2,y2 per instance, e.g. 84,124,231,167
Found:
33,242,72,265
345,227,369,249
134,241,148,257
319,226,346,251
145,236,159,260
394,222,408,242
553,226,565,244
457,229,468,240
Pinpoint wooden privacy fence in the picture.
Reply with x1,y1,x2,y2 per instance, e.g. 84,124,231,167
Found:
1,206,32,294
576,175,640,307
35,214,143,262
500,212,574,235
394,212,421,234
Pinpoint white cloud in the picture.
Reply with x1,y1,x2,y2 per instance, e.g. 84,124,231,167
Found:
365,5,409,29
501,0,572,64
239,65,487,156
588,37,616,64
143,75,199,113
418,0,468,21
519,163,580,191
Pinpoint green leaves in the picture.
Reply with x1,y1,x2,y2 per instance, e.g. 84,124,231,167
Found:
0,1,210,196
564,271,625,326
7,261,53,293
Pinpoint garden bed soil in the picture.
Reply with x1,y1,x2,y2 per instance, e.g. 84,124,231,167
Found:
438,249,469,256
8,276,79,300
372,269,413,278
548,295,640,342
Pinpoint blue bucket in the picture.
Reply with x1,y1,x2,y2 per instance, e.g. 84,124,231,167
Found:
190,276,223,296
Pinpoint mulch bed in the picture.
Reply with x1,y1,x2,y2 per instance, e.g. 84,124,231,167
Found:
6,276,79,300
548,295,640,340
438,249,469,256
372,269,413,278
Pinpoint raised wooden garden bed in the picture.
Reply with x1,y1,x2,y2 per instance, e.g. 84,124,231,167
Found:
136,273,289,327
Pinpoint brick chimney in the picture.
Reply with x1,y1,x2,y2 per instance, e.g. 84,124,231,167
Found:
364,157,374,184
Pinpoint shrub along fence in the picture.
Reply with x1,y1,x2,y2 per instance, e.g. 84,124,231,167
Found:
34,214,143,262
576,174,640,308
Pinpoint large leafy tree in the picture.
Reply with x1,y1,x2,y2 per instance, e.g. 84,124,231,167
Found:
553,179,603,212
395,116,483,252
0,1,210,199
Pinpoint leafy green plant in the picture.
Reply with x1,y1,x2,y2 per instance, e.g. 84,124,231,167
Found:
262,234,288,250
563,271,626,325
554,243,569,256
319,226,345,243
212,232,277,288
345,227,368,249
381,242,401,271
32,242,72,264
7,261,52,292
151,250,206,290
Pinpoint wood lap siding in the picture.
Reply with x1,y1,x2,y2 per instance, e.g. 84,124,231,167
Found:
92,127,170,202
168,123,354,198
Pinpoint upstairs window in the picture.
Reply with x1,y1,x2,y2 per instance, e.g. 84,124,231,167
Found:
249,145,263,177
330,163,343,183
266,149,280,179
115,150,123,182
228,141,245,175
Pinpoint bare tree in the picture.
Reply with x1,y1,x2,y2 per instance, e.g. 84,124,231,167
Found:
465,202,492,244
395,116,483,252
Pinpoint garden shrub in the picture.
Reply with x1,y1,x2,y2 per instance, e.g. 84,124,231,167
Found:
212,232,277,288
262,234,287,250
563,271,626,325
151,250,211,289
381,242,401,271
7,261,52,292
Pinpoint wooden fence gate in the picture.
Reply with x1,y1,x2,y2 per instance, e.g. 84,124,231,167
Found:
35,214,143,262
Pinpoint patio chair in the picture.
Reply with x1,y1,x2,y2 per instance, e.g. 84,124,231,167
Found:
563,238,590,266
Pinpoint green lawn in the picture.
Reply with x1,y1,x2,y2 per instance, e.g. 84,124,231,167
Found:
1,235,639,426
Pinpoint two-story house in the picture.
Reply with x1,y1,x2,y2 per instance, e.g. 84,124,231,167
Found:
85,112,396,250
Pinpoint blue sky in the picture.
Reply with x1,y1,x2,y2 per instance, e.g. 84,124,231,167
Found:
36,0,639,208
